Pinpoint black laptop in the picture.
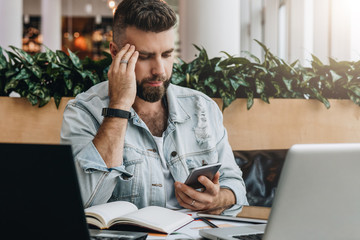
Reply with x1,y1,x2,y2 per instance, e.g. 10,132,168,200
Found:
0,143,147,240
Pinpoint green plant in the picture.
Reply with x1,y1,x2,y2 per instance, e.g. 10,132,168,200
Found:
0,46,111,107
172,40,360,110
2,41,360,110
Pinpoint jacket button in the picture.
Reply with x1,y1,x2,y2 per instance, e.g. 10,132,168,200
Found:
171,151,177,157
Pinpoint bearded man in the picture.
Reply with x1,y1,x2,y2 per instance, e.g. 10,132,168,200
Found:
61,0,248,216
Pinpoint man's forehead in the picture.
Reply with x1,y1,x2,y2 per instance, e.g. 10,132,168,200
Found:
123,26,175,52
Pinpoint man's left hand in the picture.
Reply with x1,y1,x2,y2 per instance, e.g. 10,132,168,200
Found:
174,172,235,214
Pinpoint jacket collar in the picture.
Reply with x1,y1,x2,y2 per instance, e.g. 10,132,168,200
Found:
165,84,190,123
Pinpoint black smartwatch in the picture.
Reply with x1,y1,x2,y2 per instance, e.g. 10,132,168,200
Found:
102,108,131,119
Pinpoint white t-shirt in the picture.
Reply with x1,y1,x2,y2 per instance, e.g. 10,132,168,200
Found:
152,136,181,209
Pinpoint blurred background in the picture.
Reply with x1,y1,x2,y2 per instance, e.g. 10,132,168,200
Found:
1,0,360,65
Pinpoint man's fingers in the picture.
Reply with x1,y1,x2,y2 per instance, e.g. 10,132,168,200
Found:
127,50,139,73
119,45,136,71
197,172,220,195
213,171,220,184
112,44,131,70
175,182,202,210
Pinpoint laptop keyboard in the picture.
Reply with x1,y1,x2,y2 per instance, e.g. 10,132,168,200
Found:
90,234,147,240
90,236,132,240
89,229,147,240
233,233,264,240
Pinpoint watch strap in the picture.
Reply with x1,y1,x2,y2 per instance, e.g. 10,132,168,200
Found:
102,108,131,119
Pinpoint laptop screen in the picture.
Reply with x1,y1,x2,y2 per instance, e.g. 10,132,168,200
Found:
0,143,90,240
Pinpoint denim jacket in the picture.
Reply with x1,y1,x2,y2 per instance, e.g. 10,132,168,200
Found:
61,81,248,216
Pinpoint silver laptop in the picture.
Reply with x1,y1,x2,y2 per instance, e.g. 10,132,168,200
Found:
200,143,360,240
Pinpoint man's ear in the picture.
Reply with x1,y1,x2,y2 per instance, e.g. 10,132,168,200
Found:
109,42,119,59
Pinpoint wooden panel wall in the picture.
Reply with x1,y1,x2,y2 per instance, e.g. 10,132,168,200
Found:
0,97,70,144
1,97,360,151
215,98,360,151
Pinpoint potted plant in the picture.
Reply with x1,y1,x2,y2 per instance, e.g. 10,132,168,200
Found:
0,46,111,143
0,46,111,107
170,41,360,150
171,40,360,111
1,42,360,149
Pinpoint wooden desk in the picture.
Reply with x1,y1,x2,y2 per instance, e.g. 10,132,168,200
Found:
237,206,271,220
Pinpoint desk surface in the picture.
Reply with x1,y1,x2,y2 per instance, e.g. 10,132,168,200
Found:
237,206,271,220
146,206,271,239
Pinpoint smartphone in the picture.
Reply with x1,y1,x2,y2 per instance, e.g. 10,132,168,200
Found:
184,163,222,189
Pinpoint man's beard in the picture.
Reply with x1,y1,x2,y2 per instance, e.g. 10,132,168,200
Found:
136,75,170,102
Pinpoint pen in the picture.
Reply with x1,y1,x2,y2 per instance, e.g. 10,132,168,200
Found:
198,217,219,228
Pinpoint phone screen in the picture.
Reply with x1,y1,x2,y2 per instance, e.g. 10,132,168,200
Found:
184,163,222,189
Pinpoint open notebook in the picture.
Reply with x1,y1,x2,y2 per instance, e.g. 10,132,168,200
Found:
200,143,360,240
0,143,147,240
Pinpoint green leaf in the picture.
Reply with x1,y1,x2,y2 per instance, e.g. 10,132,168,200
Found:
4,78,19,93
232,73,250,87
282,78,293,92
15,68,31,80
28,65,42,79
0,47,7,70
219,88,236,111
220,51,233,59
34,52,48,62
51,62,60,69
33,86,46,99
345,73,353,83
348,85,360,97
229,77,242,91
311,54,323,66
5,69,18,78
255,78,265,94
54,92,62,108
310,87,330,109
242,51,261,64
170,71,185,85
254,39,269,52
330,70,342,82
65,78,73,90
26,93,38,106
348,92,360,106
271,81,282,96
5,50,21,64
245,89,254,110
193,44,202,53
253,64,268,73
45,46,57,63
221,77,231,89
260,93,270,103
38,96,51,108
281,59,298,74
77,69,87,79
83,70,100,85
290,60,299,68
73,84,84,96
218,56,250,67
56,50,72,66
204,75,215,84
9,45,35,65
68,49,82,69
206,83,218,95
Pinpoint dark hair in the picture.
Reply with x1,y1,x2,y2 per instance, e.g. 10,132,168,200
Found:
113,0,177,45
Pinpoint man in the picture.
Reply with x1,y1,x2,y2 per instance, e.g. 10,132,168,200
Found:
61,0,248,216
